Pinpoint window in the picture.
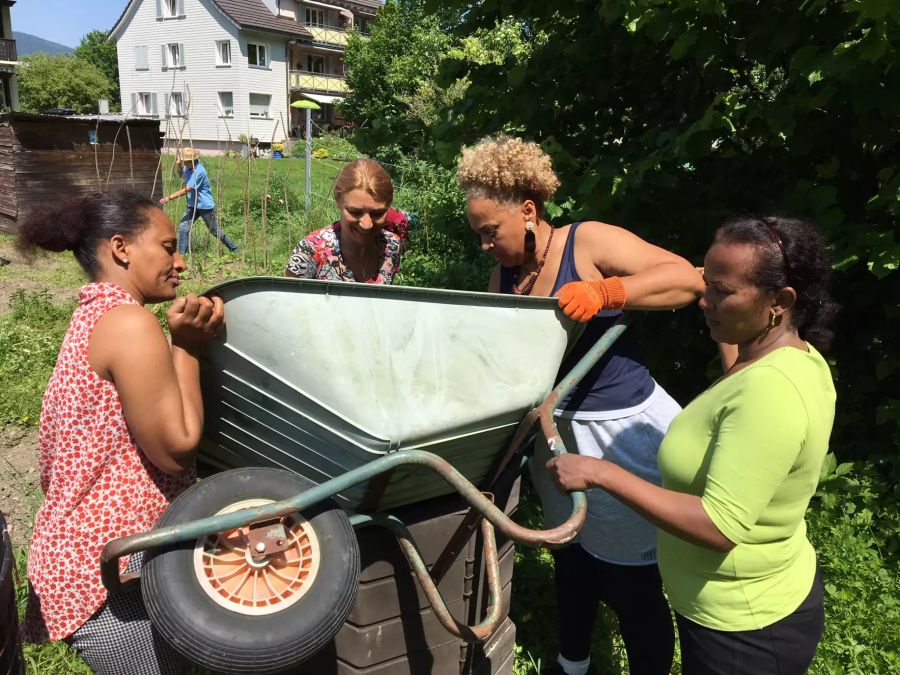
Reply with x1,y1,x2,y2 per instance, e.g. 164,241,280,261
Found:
158,0,184,19
218,92,234,118
248,43,268,68
134,45,149,70
163,43,184,69
167,92,185,117
307,54,325,74
216,40,231,66
249,93,271,119
133,92,157,116
305,8,325,27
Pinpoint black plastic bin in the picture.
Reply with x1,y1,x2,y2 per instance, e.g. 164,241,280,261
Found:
0,512,24,675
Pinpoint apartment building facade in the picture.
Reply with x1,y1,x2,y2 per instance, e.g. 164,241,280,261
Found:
110,0,378,153
0,0,18,111
278,0,379,131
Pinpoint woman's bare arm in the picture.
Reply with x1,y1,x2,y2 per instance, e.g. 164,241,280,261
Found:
546,454,735,552
89,296,223,474
576,222,704,310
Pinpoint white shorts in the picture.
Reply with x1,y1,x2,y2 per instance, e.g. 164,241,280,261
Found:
529,382,681,565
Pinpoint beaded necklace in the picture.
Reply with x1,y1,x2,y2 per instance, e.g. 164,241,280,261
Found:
512,227,555,296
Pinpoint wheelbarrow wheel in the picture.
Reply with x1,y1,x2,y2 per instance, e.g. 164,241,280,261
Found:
142,467,359,674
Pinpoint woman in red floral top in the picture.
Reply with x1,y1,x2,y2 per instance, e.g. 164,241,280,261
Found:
17,191,224,674
285,158,409,284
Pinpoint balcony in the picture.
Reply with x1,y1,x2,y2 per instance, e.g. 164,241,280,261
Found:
0,39,17,63
300,23,369,48
290,71,348,95
302,24,350,48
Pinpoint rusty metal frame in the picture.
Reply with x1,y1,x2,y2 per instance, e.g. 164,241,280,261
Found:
429,313,635,582
100,447,588,594
349,512,503,643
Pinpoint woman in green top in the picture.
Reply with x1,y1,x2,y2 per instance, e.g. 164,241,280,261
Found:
546,216,838,674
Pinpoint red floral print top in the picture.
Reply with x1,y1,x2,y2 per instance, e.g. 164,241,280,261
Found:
22,282,194,641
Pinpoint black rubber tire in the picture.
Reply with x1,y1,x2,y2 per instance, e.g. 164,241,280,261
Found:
142,468,359,674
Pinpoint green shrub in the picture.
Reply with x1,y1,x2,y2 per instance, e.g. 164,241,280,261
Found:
291,131,362,162
807,459,900,674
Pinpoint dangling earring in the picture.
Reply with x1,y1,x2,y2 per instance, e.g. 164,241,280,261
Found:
768,311,778,330
524,221,536,255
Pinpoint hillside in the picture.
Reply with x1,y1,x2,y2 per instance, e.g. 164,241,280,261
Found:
12,31,73,56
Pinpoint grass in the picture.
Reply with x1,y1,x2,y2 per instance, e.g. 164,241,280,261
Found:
0,289,74,426
159,154,346,217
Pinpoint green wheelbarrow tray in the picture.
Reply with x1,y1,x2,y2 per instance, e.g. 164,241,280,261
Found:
99,278,635,666
196,276,583,510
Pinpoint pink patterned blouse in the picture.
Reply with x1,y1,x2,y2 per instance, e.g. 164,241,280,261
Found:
22,282,194,641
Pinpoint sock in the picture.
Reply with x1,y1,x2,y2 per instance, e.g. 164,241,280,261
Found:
557,654,591,675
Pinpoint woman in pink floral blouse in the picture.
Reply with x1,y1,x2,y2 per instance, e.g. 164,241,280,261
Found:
285,159,409,284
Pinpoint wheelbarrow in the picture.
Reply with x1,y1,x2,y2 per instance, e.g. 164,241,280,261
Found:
100,278,634,674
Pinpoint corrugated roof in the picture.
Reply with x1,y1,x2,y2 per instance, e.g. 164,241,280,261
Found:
212,0,312,38
1,112,160,126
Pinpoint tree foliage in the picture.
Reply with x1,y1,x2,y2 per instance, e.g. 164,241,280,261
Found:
17,53,115,114
352,0,899,472
74,30,120,108
344,16,900,665
341,0,535,158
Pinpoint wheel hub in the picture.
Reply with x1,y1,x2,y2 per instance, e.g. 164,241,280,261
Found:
193,499,321,616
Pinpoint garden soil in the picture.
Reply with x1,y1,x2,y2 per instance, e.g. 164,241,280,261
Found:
0,240,79,311
0,425,41,552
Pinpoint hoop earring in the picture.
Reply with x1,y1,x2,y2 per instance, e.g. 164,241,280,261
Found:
524,221,536,255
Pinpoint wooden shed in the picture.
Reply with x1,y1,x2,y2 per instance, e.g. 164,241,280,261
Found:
0,112,163,232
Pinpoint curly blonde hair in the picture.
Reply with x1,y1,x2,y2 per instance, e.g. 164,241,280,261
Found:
456,136,560,208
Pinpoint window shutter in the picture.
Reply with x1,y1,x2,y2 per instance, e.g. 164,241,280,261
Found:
164,94,171,118
156,0,163,18
179,44,186,67
176,0,185,16
151,94,159,117
135,46,148,70
161,45,168,70
131,93,138,114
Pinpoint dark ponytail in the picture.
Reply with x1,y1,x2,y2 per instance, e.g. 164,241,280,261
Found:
715,215,839,352
16,191,161,280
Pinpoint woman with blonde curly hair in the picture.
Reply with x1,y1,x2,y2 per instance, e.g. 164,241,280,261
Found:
458,136,703,675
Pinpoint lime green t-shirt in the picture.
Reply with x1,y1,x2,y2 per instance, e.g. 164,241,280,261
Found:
657,345,836,631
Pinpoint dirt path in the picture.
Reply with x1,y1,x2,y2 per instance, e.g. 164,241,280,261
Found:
0,425,40,552
0,240,81,311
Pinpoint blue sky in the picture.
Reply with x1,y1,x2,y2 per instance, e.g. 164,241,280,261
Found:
12,0,127,48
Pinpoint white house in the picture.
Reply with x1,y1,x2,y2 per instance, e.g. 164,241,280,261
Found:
0,0,19,111
110,0,313,153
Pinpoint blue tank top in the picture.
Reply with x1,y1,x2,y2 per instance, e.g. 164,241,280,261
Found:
499,222,655,413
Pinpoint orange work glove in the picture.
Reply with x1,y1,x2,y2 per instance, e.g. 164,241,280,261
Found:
557,277,627,322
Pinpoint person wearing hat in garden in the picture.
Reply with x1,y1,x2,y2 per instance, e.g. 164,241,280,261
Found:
160,148,240,255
